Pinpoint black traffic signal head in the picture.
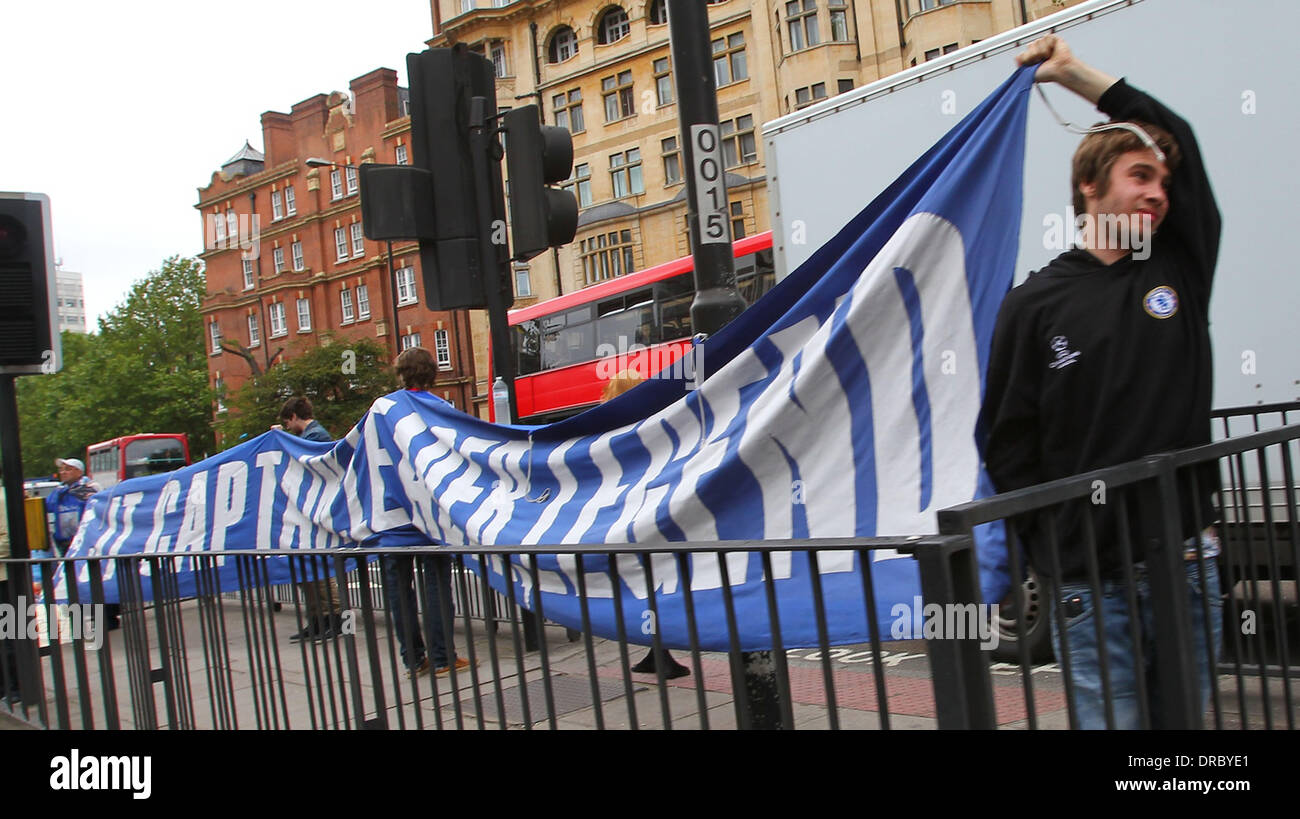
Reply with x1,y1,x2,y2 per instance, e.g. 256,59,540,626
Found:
0,192,60,374
503,105,578,262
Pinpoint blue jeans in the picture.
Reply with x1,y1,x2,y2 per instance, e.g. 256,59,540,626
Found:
382,555,456,670
1050,558,1222,729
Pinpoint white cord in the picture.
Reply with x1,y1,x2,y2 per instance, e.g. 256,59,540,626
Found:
1035,85,1167,164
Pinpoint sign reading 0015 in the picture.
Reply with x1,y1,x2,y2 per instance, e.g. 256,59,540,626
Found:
689,124,731,246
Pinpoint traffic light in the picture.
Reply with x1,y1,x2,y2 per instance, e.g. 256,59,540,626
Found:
357,46,503,310
0,192,59,374
503,106,578,261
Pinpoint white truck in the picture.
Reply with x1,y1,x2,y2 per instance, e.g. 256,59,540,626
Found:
763,0,1299,660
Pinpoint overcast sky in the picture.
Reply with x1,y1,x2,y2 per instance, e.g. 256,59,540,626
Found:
2,1,436,328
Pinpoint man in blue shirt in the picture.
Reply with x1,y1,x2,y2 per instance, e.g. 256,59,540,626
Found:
275,397,343,641
45,458,99,556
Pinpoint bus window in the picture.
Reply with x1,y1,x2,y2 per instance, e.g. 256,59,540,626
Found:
542,318,595,370
124,439,187,480
654,274,693,343
515,319,541,376
736,249,776,304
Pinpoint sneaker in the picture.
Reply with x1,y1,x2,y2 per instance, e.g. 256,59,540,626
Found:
407,658,430,680
434,657,472,676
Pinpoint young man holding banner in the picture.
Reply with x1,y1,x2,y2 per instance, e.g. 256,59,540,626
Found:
980,36,1222,728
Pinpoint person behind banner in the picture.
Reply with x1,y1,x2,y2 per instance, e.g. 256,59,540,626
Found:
602,370,690,680
45,457,120,631
273,396,346,642
382,348,471,680
979,36,1222,729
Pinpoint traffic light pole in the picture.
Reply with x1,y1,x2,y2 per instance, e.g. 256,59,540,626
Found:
0,375,43,707
468,96,543,651
667,0,783,730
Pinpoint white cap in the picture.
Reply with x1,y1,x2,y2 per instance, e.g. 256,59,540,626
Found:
55,457,85,473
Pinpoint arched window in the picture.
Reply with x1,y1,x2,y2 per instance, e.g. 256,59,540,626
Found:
596,6,630,44
547,26,578,63
647,0,667,25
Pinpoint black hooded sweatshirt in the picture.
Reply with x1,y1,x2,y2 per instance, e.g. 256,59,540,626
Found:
979,79,1222,583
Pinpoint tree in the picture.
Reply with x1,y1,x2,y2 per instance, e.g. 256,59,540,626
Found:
215,338,398,446
15,256,215,475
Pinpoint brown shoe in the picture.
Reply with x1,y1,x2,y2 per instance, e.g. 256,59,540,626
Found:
407,658,430,680
434,657,472,676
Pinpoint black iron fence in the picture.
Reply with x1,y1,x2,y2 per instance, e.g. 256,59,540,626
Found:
2,405,1295,731
938,408,1300,729
2,537,981,730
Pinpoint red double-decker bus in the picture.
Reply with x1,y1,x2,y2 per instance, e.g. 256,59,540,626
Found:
85,434,192,490
500,231,776,424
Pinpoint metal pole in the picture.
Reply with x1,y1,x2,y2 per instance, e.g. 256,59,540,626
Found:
386,240,403,356
0,375,43,705
667,0,779,728
668,0,747,336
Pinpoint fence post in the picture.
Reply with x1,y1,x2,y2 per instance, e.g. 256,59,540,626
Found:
1142,455,1202,729
913,534,996,729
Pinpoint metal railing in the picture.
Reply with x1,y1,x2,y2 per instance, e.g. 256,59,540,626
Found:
1,537,974,731
938,417,1300,730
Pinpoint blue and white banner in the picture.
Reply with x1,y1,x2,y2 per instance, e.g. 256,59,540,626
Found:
59,69,1034,651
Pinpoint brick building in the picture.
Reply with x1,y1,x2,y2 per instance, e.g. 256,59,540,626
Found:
196,68,481,433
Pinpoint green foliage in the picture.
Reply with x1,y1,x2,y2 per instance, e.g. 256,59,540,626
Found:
215,337,398,446
15,256,215,476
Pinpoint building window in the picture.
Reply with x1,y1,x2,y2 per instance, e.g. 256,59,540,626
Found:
730,201,746,239
434,329,452,369
943,41,959,55
838,78,854,95
400,331,422,351
597,7,629,45
924,47,940,61
514,263,531,297
661,136,681,185
720,114,757,166
334,228,349,262
351,223,365,256
285,185,297,215
214,377,226,413
296,297,311,332
209,320,222,354
292,241,305,271
786,0,820,51
395,266,417,305
330,169,343,200
226,210,237,241
340,288,355,323
580,229,635,285
562,163,592,207
654,57,673,106
489,40,507,77
269,302,287,337
395,144,409,165
273,246,285,273
460,0,474,11
248,314,261,347
712,33,747,86
353,283,369,319
271,190,284,221
649,0,668,25
345,166,358,196
553,88,584,133
547,25,577,63
829,0,849,41
242,258,255,290
794,83,827,110
602,70,635,122
213,211,226,243
610,148,643,198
